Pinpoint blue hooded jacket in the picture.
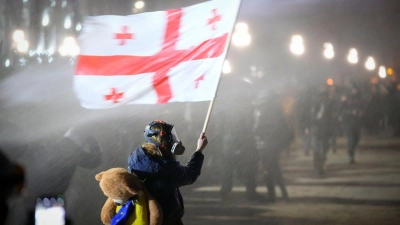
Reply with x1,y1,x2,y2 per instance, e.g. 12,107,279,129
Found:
128,147,204,219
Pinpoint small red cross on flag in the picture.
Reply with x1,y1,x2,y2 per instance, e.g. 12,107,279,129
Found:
208,9,221,30
194,75,205,89
105,88,124,103
74,0,241,109
114,26,134,45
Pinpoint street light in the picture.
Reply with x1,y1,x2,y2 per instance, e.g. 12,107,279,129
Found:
323,42,334,59
61,0,67,8
365,56,376,70
232,22,251,47
135,1,144,9
64,16,71,29
387,68,394,76
347,48,358,64
13,30,25,43
59,37,79,57
42,12,49,26
290,35,304,56
17,40,29,53
133,1,145,12
378,66,386,78
222,60,231,74
75,23,82,31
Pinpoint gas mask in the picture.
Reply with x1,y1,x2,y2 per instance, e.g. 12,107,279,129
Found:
144,120,185,155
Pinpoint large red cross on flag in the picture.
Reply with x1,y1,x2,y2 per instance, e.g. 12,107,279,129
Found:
74,0,241,109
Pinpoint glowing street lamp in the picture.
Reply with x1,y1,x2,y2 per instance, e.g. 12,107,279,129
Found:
290,35,305,56
378,66,386,78
17,40,29,53
347,48,358,64
222,60,231,74
75,23,82,31
235,22,248,33
323,42,334,59
13,30,25,43
365,56,376,70
387,68,394,76
42,12,49,26
134,1,144,9
232,22,251,47
64,16,71,29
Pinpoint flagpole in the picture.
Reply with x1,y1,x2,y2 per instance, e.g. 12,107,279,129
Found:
202,0,243,133
202,97,215,132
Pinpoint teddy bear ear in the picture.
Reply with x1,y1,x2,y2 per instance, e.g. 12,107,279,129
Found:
95,172,104,181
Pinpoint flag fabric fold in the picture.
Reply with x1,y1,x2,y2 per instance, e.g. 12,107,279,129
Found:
74,0,241,109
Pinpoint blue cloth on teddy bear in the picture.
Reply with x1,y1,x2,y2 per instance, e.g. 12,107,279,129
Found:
111,198,135,225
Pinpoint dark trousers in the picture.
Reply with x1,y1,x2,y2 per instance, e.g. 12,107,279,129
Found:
311,135,329,174
345,126,361,161
220,152,257,198
302,132,311,155
260,150,288,201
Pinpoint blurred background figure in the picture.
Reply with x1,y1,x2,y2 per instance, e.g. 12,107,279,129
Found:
24,126,102,201
216,76,261,202
0,148,25,225
387,83,400,137
338,84,363,164
3,126,102,225
309,84,334,176
363,85,385,135
327,85,340,154
295,86,313,156
253,89,292,202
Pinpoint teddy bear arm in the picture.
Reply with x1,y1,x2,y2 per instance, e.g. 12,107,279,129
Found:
100,197,116,225
144,190,163,225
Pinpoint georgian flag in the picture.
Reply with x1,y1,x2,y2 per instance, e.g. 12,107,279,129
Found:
74,0,241,109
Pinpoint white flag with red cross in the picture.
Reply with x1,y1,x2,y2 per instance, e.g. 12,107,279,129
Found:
74,0,241,109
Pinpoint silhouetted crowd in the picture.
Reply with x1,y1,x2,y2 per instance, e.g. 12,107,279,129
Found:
206,75,400,203
295,79,400,175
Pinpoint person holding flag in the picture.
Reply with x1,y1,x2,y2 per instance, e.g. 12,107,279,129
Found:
128,120,208,225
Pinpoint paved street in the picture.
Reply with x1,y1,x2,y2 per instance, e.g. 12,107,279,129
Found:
181,136,400,225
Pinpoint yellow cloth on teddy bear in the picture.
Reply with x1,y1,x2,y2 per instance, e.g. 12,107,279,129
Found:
116,192,149,225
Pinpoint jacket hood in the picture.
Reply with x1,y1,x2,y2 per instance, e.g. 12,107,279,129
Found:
128,147,162,176
128,147,179,178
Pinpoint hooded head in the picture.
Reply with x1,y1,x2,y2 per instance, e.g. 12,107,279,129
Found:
142,120,185,158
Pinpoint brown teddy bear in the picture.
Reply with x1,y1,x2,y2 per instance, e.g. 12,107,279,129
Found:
95,168,163,225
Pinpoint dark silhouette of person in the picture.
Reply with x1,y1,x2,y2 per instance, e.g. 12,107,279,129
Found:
3,126,103,225
25,127,102,203
309,85,335,176
216,76,261,202
364,86,384,135
387,83,400,137
339,86,363,164
253,90,292,202
295,87,313,156
0,148,25,225
128,120,208,225
327,86,340,153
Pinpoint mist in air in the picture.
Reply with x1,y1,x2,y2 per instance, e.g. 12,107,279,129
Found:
1,1,400,225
